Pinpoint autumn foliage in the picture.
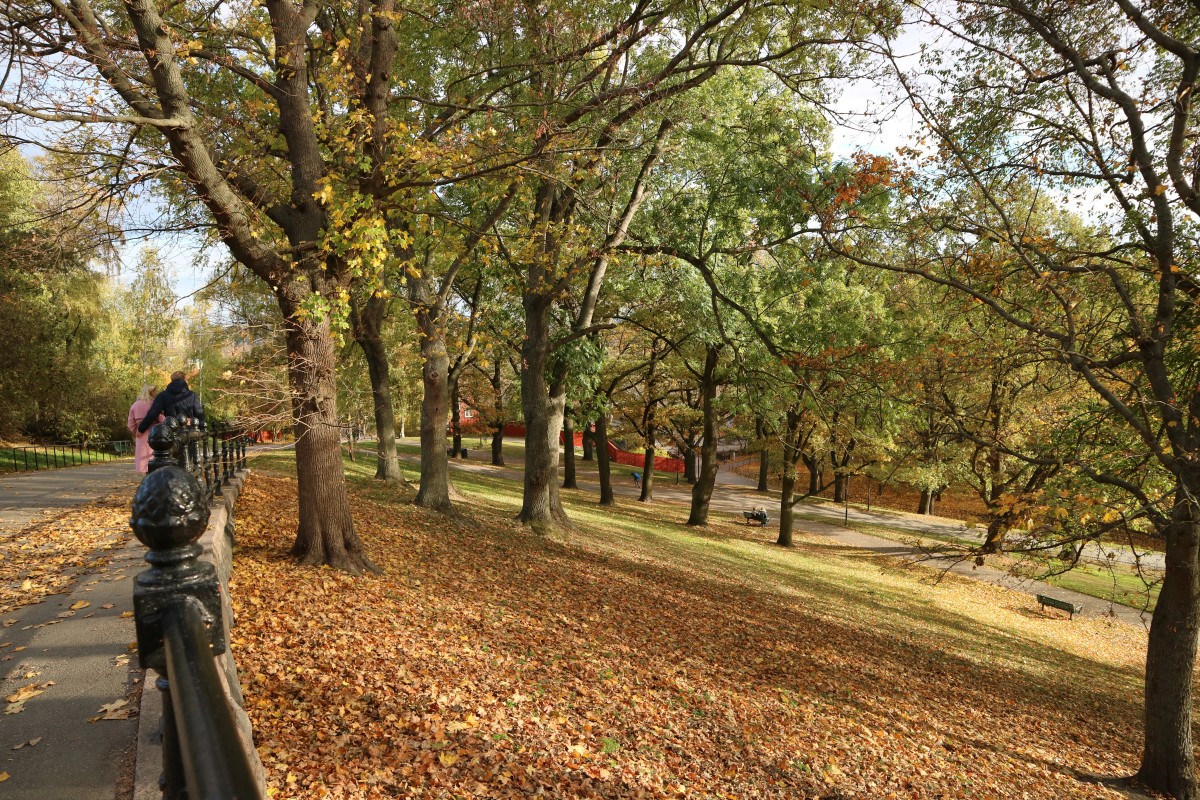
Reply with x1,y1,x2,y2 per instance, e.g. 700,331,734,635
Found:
231,468,1156,799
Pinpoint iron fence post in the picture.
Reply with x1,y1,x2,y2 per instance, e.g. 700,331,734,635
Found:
131,466,217,799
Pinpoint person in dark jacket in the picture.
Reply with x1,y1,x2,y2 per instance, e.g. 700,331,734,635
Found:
137,371,205,433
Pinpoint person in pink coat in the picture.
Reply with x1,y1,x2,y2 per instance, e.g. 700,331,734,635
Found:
127,385,164,473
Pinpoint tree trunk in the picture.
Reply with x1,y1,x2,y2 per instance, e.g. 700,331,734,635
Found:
491,424,505,466
638,339,662,503
684,444,697,484
413,297,452,510
351,294,403,485
639,446,655,502
284,314,378,574
778,469,795,548
980,516,1007,554
755,416,770,492
776,409,804,547
1138,487,1200,800
918,488,935,515
595,415,614,506
450,377,463,458
834,473,847,503
687,346,720,526
802,452,821,496
582,424,594,461
562,413,578,489
489,360,505,466
519,295,567,525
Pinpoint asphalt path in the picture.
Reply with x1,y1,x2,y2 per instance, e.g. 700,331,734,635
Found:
0,461,144,800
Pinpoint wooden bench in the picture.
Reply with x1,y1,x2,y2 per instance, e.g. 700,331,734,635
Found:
1036,594,1081,619
742,509,769,527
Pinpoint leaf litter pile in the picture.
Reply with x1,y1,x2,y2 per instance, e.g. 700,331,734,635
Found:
233,470,1156,799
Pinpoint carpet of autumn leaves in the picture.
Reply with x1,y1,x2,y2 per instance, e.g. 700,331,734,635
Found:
0,495,133,615
231,467,1157,800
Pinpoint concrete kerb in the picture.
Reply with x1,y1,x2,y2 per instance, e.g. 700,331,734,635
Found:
133,469,265,800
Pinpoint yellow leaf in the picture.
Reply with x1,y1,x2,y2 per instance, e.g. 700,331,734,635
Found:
70,601,90,611
1154,185,1167,195
5,685,44,703
0,772,8,782
438,751,459,767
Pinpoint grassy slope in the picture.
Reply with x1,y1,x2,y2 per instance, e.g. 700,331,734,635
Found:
232,451,1159,799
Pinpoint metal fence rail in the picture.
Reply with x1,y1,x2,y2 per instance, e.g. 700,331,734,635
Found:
133,418,259,800
1,440,133,473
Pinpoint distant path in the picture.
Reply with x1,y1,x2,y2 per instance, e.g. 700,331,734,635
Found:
0,461,139,533
0,461,144,799
403,445,1152,628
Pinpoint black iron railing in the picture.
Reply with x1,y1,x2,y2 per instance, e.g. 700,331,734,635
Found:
1,440,133,472
133,419,260,800
146,418,248,501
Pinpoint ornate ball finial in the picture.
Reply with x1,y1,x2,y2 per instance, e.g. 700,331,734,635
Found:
130,465,210,552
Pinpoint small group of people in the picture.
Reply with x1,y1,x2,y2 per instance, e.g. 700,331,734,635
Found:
126,370,205,473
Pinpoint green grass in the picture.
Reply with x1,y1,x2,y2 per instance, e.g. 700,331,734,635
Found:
0,444,126,472
799,511,1161,612
250,444,1161,614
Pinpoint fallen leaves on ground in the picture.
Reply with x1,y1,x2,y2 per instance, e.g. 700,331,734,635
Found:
0,495,134,614
91,698,135,721
231,471,1162,800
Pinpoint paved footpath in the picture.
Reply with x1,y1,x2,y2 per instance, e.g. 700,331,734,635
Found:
0,461,145,800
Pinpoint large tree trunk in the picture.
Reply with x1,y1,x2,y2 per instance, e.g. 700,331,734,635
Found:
1138,485,1200,800
413,297,452,510
918,488,935,515
834,473,848,503
562,413,578,489
350,295,403,485
519,296,567,525
687,345,720,526
595,415,614,506
284,314,378,574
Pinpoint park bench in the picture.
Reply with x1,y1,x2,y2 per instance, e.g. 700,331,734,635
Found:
1036,593,1081,619
742,508,769,527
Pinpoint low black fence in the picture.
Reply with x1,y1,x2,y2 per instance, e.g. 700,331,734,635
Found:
1,440,133,472
132,418,262,799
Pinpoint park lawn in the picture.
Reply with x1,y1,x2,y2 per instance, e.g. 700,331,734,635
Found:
231,452,1159,800
796,508,1161,615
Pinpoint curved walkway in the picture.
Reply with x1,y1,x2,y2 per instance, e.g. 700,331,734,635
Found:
0,461,144,800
